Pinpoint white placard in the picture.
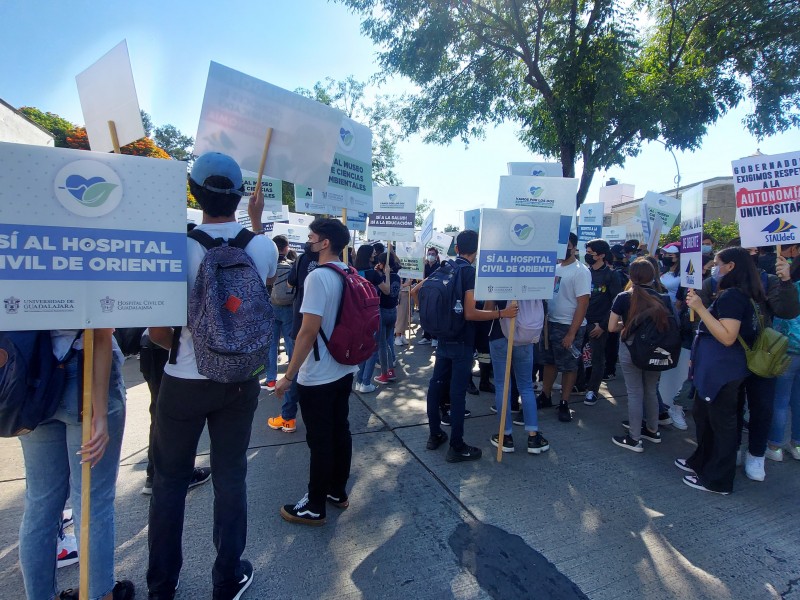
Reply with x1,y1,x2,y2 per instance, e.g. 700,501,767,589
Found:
603,226,627,244
464,208,481,232
271,222,307,253
507,162,563,177
396,241,424,279
367,186,419,242
475,208,560,300
0,142,187,329
287,212,315,227
642,191,681,230
496,176,579,256
75,40,145,153
579,202,604,226
421,210,435,246
428,231,453,258
295,185,329,215
732,150,800,247
195,62,343,191
680,184,704,289
312,116,373,213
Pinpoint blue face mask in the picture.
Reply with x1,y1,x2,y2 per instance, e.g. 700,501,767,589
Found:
711,265,724,282
701,244,713,255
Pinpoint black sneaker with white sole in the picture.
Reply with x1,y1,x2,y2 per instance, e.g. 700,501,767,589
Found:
640,428,662,443
446,444,482,463
557,402,572,422
326,493,349,509
612,434,644,453
527,433,550,454
490,433,515,453
221,560,254,600
280,494,326,526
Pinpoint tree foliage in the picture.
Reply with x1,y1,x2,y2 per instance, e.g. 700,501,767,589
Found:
154,124,194,161
415,197,434,227
660,218,739,248
296,76,403,186
19,107,76,147
338,0,800,208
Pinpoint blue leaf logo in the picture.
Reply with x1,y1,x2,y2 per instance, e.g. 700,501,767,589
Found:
63,174,117,207
529,186,543,197
513,223,533,240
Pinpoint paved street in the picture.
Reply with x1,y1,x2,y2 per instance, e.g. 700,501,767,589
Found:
1,323,799,599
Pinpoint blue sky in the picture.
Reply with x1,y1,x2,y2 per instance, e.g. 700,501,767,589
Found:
2,0,798,228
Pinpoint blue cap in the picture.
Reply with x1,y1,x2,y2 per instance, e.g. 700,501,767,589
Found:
190,152,244,197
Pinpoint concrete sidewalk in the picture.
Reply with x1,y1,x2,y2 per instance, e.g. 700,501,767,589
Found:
1,327,799,599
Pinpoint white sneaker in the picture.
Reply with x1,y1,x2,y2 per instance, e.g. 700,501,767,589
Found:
417,338,431,345
788,444,800,460
432,339,438,348
744,452,766,481
668,406,688,430
765,446,784,462
359,383,377,393
401,335,410,345
57,532,78,568
394,337,404,346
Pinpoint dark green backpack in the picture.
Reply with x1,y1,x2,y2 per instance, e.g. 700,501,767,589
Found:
738,300,790,378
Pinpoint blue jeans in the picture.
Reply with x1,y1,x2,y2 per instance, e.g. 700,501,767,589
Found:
266,304,293,381
769,353,800,446
378,307,396,374
489,338,538,434
20,350,126,600
356,350,379,386
427,341,472,449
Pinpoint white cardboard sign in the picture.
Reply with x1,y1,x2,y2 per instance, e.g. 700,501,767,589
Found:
579,202,604,226
642,191,681,230
75,40,145,153
396,241,424,279
507,162,563,178
420,210,435,246
195,62,343,191
271,222,307,253
0,142,187,330
680,184,704,289
367,186,419,242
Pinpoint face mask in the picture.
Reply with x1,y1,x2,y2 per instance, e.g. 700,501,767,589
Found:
303,241,320,257
711,265,724,282
702,244,713,255
427,255,437,263
584,253,596,265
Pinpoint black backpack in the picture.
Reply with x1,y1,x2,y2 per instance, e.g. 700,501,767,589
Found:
418,260,466,340
0,330,81,437
622,297,682,371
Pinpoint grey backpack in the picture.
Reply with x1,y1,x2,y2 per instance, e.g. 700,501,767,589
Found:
184,228,273,383
270,260,295,306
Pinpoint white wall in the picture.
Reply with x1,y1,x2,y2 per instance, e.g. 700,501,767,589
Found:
0,102,54,146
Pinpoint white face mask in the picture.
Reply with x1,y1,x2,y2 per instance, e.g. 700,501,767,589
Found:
427,255,437,263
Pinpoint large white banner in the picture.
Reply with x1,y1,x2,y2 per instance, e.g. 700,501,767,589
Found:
75,40,145,153
428,231,453,258
642,191,681,231
579,202,604,226
603,226,627,245
496,176,579,256
367,186,419,242
195,62,343,191
0,143,187,330
271,222,307,254
680,184,704,289
475,208,560,300
396,241,424,279
507,162,562,178
312,116,373,213
732,150,800,247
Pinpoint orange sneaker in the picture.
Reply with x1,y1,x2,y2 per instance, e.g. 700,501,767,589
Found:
267,415,296,432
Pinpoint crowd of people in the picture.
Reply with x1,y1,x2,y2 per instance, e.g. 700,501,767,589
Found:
15,151,800,599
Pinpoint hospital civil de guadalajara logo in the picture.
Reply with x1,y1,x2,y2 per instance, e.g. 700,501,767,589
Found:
338,123,356,152
54,159,123,217
510,214,536,247
529,186,544,198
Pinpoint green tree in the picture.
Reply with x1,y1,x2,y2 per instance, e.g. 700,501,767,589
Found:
415,197,434,227
338,0,800,208
296,76,403,186
140,110,153,137
19,107,75,147
444,224,459,233
154,124,194,161
282,181,296,213
660,219,740,248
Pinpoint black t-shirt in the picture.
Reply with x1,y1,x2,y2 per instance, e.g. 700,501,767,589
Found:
453,256,477,346
611,286,672,324
699,287,758,347
288,252,318,339
365,269,401,309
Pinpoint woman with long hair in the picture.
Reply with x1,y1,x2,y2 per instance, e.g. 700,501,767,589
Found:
680,246,763,494
608,258,673,452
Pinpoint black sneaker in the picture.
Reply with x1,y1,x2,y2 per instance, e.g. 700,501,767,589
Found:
490,433,515,453
60,581,135,600
280,494,326,526
527,433,550,455
512,410,525,426
141,477,153,495
441,410,451,426
640,428,662,443
557,402,572,422
426,431,448,450
225,560,254,600
188,467,212,489
612,434,644,453
536,392,552,409
658,411,673,426
446,444,483,463
326,493,349,509
602,373,616,381
479,380,496,393
466,380,479,396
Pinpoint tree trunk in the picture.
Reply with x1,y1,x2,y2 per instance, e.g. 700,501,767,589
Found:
575,162,596,209
560,144,576,178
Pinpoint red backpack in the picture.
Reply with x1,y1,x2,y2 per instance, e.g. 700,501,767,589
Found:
313,263,380,365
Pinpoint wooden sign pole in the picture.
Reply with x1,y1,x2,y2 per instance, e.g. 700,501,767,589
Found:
496,301,517,463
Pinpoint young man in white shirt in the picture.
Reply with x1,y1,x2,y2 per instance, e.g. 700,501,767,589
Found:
146,152,277,600
274,218,359,525
537,233,591,423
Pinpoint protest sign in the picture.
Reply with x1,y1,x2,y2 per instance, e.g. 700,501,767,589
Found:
496,176,578,256
346,211,368,232
271,222,306,253
243,174,283,213
428,231,453,258
507,162,562,178
0,142,187,330
732,150,800,247
464,209,481,232
475,208,560,300
603,226,627,245
75,40,145,153
287,212,315,227
187,207,203,225
577,225,602,245
195,62,343,191
579,202,604,226
680,184,704,289
645,218,663,256
296,185,330,215
420,210,435,246
312,116,373,213
367,186,419,242
396,241,425,279
642,191,681,231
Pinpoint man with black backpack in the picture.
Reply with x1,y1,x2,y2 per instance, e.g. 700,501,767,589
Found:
146,152,277,600
420,230,518,462
274,217,378,525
